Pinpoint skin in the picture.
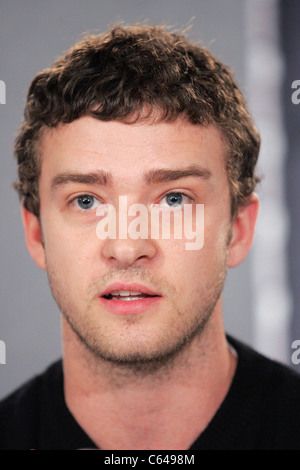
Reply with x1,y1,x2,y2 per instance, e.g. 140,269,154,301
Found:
22,115,259,449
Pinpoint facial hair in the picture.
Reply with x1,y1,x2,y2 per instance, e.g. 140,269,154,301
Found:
46,251,227,377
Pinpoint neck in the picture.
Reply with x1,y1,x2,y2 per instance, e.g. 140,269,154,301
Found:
62,308,237,450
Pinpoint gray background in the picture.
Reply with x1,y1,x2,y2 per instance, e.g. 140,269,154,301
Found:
0,0,296,399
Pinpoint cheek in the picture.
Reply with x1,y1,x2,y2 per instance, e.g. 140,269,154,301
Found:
204,210,231,251
161,220,229,291
159,239,204,288
42,217,98,281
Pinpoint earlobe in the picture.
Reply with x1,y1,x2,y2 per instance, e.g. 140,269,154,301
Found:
227,193,259,268
21,205,46,270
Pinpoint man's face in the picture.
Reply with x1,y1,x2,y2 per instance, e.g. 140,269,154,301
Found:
37,116,232,367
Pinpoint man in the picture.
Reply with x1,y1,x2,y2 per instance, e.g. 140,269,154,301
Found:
1,24,300,450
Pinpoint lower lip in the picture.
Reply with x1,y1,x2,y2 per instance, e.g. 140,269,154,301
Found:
99,296,162,315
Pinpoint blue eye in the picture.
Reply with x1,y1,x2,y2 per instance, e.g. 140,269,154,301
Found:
77,195,96,210
165,193,184,207
158,192,192,209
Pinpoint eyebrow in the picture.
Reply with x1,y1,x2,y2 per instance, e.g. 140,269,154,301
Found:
50,165,211,191
50,170,112,190
144,165,212,184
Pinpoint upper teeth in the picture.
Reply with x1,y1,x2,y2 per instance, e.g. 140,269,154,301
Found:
110,290,143,296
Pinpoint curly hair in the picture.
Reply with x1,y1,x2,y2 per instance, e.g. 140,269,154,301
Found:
14,24,260,217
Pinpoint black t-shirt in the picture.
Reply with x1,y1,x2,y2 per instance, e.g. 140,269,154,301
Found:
1,336,300,450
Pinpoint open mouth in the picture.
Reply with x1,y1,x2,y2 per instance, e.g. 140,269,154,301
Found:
103,290,158,301
100,284,162,315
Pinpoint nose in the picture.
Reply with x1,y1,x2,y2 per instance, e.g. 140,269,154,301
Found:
102,237,157,267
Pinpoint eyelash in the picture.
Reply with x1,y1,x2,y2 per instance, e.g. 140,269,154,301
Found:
68,193,101,212
159,191,194,206
69,191,194,211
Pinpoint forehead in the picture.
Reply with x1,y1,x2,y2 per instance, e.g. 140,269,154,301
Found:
38,116,228,181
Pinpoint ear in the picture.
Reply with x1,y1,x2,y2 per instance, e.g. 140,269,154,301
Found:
21,205,46,270
227,193,259,268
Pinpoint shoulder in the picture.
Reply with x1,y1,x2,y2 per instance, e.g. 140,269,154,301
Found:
228,336,300,449
0,360,62,450
229,335,300,392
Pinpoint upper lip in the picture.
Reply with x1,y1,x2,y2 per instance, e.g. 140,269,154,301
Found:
100,282,161,297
